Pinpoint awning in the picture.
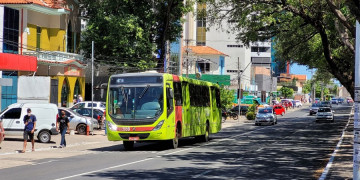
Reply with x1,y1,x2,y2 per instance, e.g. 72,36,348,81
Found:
0,53,37,72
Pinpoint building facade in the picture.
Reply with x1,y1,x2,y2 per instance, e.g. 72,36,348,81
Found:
0,0,85,109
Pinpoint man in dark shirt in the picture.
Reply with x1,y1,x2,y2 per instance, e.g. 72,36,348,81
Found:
57,111,70,148
22,108,36,153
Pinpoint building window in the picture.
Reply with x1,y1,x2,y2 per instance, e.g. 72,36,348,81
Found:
251,47,270,53
3,7,19,54
36,26,41,51
227,45,243,48
198,62,210,73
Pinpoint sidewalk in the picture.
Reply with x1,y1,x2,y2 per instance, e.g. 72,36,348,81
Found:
326,108,354,180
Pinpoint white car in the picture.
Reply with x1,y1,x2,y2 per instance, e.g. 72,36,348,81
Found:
71,101,106,111
255,108,277,126
316,107,334,123
1,103,58,143
293,100,302,107
58,108,99,134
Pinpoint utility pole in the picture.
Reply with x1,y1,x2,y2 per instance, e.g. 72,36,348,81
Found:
353,21,360,180
238,57,241,116
185,39,190,77
91,41,94,136
269,68,273,106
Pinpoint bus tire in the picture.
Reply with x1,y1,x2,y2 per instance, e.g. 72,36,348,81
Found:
200,122,210,142
123,141,134,151
169,125,180,149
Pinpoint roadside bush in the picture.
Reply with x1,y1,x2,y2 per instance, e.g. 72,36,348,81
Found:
246,112,255,120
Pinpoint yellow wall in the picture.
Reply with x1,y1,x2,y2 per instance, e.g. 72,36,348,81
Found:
57,76,85,107
27,23,66,52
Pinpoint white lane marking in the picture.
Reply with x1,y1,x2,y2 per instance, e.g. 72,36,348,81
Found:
193,170,212,178
318,115,351,180
163,147,195,156
54,127,270,179
32,160,58,166
55,158,154,180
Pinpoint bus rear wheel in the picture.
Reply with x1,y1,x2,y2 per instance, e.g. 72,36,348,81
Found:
123,141,134,151
169,127,180,149
200,122,210,142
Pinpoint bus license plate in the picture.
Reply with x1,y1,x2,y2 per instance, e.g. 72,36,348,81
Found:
129,137,139,141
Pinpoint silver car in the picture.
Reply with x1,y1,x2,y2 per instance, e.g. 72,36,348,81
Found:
58,108,99,135
316,107,334,123
309,103,320,115
255,108,277,126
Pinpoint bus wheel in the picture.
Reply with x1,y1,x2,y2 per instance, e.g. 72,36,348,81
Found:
169,127,180,149
123,141,134,151
201,122,210,142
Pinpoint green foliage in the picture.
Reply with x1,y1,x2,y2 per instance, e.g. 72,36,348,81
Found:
220,86,235,109
246,112,255,120
302,80,311,94
80,0,193,71
248,104,256,114
206,0,355,98
280,87,294,98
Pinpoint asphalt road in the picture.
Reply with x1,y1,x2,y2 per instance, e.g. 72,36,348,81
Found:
0,104,352,180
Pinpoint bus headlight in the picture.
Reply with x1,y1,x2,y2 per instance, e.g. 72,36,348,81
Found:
107,121,118,131
153,120,164,131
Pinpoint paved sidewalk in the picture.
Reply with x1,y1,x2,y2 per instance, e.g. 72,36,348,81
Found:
326,110,354,180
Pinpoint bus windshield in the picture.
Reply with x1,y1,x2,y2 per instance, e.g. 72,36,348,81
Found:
108,85,163,120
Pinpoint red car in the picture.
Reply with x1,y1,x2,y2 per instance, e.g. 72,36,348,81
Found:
273,105,286,116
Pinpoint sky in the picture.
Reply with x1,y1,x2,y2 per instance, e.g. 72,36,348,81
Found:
291,63,341,86
290,63,313,80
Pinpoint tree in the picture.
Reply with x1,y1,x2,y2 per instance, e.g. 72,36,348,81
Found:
280,87,294,98
80,0,192,71
302,80,312,94
206,0,355,99
220,86,235,109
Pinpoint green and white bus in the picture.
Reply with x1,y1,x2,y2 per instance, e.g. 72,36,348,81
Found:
106,72,222,150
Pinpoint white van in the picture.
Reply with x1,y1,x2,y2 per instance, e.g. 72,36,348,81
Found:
1,103,59,143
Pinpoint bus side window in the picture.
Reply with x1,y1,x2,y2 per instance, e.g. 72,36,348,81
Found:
173,82,182,106
215,88,221,108
166,87,174,117
181,82,187,106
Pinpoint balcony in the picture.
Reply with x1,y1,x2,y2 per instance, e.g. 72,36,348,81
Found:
23,51,84,63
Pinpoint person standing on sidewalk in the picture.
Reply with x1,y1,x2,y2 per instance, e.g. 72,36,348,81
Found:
57,111,69,148
22,108,36,153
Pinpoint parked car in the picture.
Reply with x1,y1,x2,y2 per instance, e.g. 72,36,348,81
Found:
320,101,332,108
331,98,339,105
72,108,105,124
255,107,277,126
71,101,106,111
314,98,320,103
0,103,58,143
281,100,293,109
292,100,302,108
230,105,249,115
309,103,321,115
58,108,99,135
316,107,334,123
347,98,354,104
338,98,345,104
273,105,285,116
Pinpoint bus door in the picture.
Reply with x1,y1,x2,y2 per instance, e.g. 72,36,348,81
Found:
173,82,183,136
181,82,190,137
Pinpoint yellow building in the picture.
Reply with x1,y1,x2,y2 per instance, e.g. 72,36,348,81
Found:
1,0,85,107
